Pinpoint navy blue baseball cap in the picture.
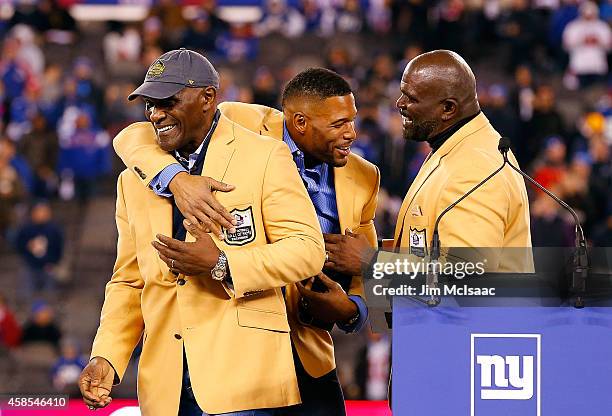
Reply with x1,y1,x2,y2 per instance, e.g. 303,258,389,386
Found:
128,48,220,101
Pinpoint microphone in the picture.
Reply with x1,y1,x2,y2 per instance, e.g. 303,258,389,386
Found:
498,137,589,308
424,137,510,307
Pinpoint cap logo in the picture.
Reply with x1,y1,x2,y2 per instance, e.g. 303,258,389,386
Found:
146,60,165,79
188,79,195,85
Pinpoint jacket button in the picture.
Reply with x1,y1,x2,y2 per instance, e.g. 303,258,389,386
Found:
177,279,186,285
174,334,182,340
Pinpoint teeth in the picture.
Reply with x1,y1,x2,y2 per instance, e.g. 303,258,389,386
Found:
157,125,175,133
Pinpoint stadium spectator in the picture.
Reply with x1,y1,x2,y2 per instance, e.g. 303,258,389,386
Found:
216,23,259,62
299,0,325,35
103,22,142,77
148,0,186,45
0,139,26,239
497,0,540,70
51,338,87,393
0,292,21,349
19,113,58,198
483,84,520,142
355,330,391,400
21,300,62,350
6,82,40,142
333,0,366,34
15,201,64,298
181,11,217,55
532,137,568,191
525,85,566,166
10,24,44,78
563,1,611,88
57,111,111,203
530,187,574,247
251,66,279,108
0,37,30,109
256,0,306,38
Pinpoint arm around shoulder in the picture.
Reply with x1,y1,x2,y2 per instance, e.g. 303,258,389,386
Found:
113,122,177,187
225,141,325,297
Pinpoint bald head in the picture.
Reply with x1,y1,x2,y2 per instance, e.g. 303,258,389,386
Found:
396,50,480,142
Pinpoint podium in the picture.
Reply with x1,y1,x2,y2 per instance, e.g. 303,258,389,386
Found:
391,297,612,415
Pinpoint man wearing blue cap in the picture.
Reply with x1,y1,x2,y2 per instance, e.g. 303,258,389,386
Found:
78,49,325,416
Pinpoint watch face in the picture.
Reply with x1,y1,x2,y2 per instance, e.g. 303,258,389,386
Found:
213,268,225,280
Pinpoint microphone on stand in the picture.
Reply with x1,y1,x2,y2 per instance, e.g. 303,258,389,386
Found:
424,137,510,306
497,137,589,308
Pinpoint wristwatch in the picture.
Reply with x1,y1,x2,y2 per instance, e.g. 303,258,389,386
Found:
211,251,228,281
343,310,360,327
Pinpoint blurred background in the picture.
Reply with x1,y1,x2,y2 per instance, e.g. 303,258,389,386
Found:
0,0,610,406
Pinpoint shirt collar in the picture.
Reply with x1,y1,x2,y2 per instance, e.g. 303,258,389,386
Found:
175,109,221,169
283,122,302,156
428,110,481,154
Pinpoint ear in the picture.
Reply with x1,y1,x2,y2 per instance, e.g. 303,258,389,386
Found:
292,112,307,135
441,98,458,121
201,86,217,111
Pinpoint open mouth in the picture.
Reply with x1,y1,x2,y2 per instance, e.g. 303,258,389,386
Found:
156,124,176,134
336,145,351,157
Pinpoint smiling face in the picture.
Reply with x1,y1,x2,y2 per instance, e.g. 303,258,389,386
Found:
143,87,214,154
395,68,445,142
292,94,357,167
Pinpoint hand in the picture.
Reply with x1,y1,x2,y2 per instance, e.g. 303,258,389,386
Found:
151,219,221,276
324,229,373,276
78,357,115,410
169,172,237,240
296,272,358,324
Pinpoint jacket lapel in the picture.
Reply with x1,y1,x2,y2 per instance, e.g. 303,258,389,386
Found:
146,186,173,279
393,153,441,244
333,161,354,233
184,113,237,244
393,113,491,246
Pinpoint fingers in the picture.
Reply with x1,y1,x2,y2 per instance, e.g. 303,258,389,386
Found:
324,261,337,270
323,233,342,244
158,252,181,274
208,178,236,193
183,220,207,239
303,276,315,290
79,376,99,404
345,228,357,238
204,178,238,229
158,252,197,275
151,240,182,261
317,273,342,291
156,234,187,251
80,372,112,409
201,204,235,237
296,278,318,299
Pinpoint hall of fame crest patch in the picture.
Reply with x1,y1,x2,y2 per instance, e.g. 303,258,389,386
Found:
409,226,427,257
224,207,256,246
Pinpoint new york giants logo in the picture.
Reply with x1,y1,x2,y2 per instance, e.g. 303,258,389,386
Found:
476,354,534,400
471,334,541,416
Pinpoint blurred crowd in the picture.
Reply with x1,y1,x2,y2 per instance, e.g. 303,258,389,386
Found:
0,0,611,401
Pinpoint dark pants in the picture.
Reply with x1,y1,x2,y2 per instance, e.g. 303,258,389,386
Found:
178,351,284,416
280,347,346,416
179,347,346,416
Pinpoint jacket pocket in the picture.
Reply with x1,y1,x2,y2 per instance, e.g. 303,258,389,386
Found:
236,307,290,333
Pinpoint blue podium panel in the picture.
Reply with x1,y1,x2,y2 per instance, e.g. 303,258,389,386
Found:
392,297,612,416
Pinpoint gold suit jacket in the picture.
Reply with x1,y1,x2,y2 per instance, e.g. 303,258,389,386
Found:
92,112,325,416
